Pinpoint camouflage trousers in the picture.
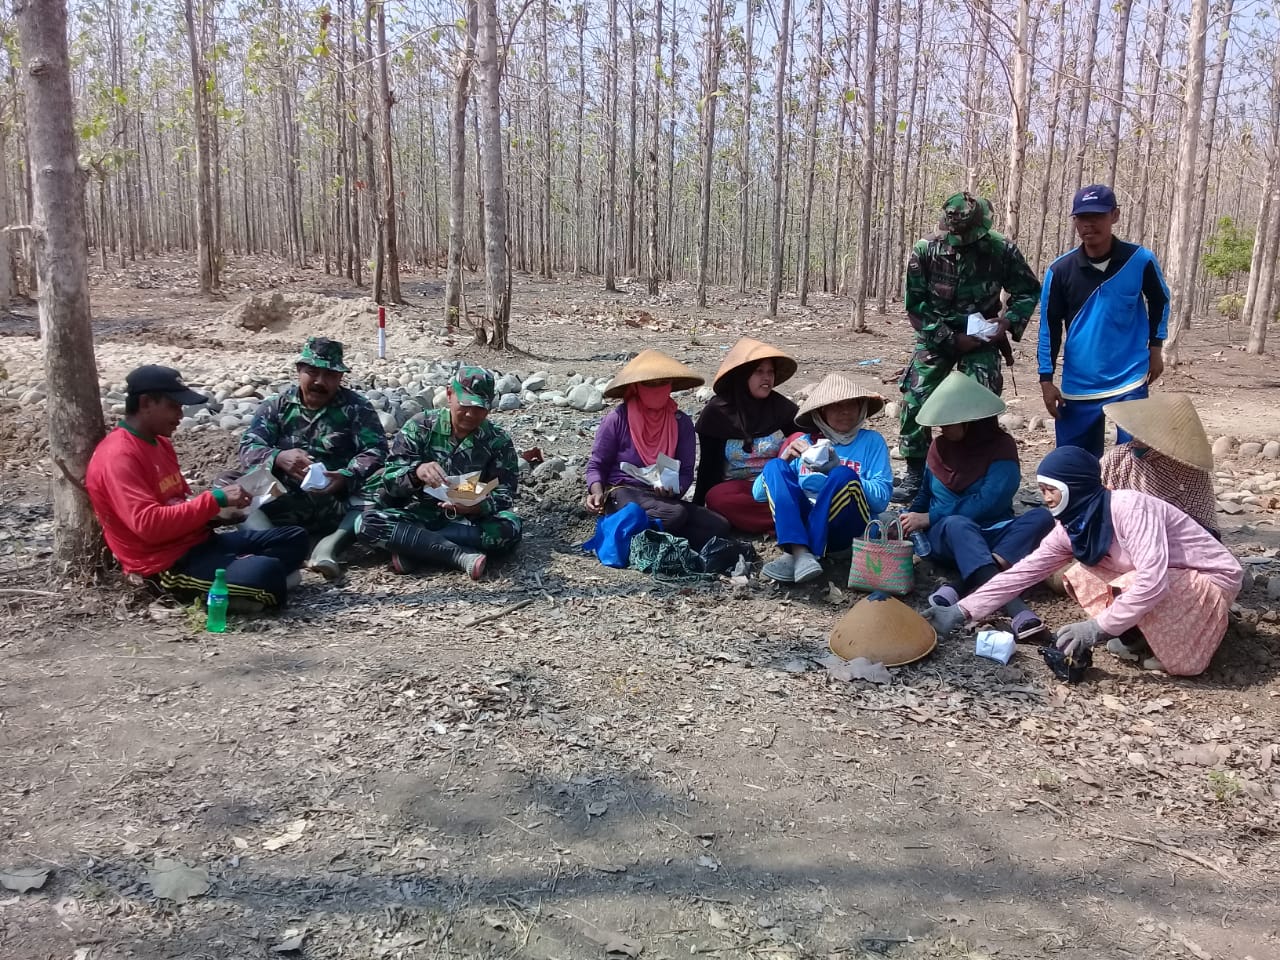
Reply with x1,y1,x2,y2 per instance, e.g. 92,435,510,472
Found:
898,344,1005,460
359,505,523,554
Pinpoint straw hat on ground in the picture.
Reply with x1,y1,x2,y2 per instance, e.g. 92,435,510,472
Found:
603,349,705,399
712,338,798,396
1103,393,1213,471
794,372,886,432
916,371,1006,427
829,594,937,666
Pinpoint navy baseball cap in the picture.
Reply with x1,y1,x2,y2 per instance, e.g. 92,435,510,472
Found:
1071,185,1117,215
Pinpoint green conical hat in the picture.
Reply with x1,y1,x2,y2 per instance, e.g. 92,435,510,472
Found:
916,371,1006,427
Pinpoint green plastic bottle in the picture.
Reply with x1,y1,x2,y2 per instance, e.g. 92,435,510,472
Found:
206,568,229,633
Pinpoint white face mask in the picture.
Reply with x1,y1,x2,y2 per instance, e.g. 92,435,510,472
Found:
1036,475,1071,517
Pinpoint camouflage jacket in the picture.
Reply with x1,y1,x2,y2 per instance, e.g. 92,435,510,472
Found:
366,409,519,519
239,385,389,487
905,231,1041,356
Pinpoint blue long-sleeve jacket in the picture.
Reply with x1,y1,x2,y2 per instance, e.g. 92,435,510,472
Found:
908,459,1020,529
752,429,893,513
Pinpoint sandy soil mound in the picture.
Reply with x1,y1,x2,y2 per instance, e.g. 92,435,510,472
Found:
220,291,380,340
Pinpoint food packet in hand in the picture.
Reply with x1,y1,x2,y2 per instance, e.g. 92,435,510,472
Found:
801,438,836,472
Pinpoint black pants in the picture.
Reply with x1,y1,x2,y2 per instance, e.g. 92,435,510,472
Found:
159,527,310,607
609,486,730,550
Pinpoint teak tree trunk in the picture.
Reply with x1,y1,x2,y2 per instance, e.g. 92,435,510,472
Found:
475,0,510,347
852,0,879,331
694,0,722,309
444,0,477,328
183,0,219,294
766,0,791,317
15,0,106,576
377,0,402,304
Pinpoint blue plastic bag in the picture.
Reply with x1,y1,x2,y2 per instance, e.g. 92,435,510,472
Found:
581,501,652,568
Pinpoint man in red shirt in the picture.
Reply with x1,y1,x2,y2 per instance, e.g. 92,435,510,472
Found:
86,365,309,608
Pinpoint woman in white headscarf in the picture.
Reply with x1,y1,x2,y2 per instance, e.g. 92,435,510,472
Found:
752,373,894,583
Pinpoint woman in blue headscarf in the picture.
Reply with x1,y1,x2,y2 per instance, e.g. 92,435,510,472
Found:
922,446,1243,677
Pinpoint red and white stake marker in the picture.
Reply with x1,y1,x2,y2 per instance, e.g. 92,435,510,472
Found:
377,305,387,359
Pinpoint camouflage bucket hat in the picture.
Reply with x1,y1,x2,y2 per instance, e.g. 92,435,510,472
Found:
940,192,993,247
452,365,495,409
298,336,350,373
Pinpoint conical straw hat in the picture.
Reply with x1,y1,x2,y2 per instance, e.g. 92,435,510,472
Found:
603,349,705,399
712,338,798,395
794,372,886,431
916,371,1006,427
1103,393,1213,470
829,594,937,667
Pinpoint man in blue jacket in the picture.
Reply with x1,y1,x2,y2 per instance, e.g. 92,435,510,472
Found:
1038,185,1170,456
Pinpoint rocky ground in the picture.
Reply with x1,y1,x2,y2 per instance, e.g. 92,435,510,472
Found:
0,257,1278,960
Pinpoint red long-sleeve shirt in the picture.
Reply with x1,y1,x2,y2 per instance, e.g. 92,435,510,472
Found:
86,425,220,575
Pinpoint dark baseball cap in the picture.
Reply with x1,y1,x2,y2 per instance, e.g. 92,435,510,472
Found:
125,365,209,405
1071,185,1117,216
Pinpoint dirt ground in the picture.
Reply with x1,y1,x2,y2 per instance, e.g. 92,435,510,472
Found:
1,257,1278,960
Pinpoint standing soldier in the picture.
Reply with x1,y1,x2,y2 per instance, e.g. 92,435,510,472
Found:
894,192,1042,503
236,337,389,578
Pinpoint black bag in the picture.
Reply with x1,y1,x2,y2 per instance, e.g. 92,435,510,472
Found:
697,536,759,576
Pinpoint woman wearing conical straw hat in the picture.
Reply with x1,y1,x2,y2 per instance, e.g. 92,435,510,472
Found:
752,373,894,584
693,338,800,534
898,372,1054,640
583,350,731,549
924,446,1243,676
1100,393,1218,538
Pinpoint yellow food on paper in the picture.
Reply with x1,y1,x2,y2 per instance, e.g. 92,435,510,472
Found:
453,480,478,493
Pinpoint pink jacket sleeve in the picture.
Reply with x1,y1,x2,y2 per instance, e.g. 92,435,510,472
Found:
1090,506,1171,636
959,524,1074,621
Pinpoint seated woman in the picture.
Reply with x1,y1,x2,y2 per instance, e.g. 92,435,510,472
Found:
925,446,1244,676
1101,393,1219,538
898,372,1054,639
693,338,799,534
753,372,893,584
584,350,731,549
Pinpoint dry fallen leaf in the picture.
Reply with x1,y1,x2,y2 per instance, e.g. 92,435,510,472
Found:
272,928,307,953
147,858,210,903
263,819,308,851
0,867,49,893
585,800,608,817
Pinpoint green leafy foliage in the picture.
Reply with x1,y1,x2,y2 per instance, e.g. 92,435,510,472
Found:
1202,216,1253,281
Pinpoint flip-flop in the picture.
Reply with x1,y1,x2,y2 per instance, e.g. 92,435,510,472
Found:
928,584,960,608
1010,609,1046,641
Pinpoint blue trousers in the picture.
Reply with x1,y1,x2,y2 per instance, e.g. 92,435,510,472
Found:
927,509,1055,583
762,460,870,556
160,526,310,607
1055,384,1146,457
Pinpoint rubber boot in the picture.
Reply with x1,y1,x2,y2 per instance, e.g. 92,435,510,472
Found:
890,458,925,504
388,523,486,580
309,509,360,580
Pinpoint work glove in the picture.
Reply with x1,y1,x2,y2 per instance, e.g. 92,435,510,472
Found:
922,602,966,637
1054,619,1106,657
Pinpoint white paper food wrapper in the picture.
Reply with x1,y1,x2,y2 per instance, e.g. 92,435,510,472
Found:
620,453,681,492
217,465,284,521
975,629,1016,664
422,470,499,505
967,312,1000,342
800,438,835,470
300,462,329,491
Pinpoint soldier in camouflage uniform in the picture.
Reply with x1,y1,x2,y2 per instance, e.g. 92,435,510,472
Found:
894,192,1041,503
358,366,521,580
235,337,389,578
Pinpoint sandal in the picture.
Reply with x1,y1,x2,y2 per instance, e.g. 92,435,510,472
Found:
928,584,960,608
1010,609,1046,641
